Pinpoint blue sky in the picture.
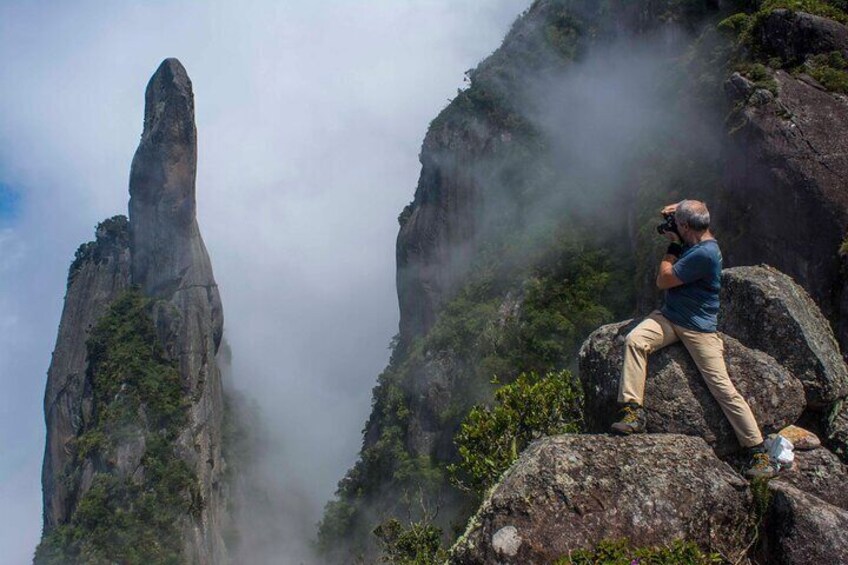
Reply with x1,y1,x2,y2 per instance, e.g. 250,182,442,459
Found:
0,183,19,223
0,1,529,562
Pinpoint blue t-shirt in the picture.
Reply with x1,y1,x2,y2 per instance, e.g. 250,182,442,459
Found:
661,239,722,332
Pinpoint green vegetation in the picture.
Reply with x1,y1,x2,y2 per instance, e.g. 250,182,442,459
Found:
68,215,129,288
449,370,583,495
718,0,848,100
555,538,723,564
719,1,848,56
35,288,198,565
373,517,448,565
738,61,780,94
743,476,775,555
316,230,630,557
759,0,848,22
806,50,848,91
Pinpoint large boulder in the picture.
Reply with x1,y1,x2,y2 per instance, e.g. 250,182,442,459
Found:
765,482,848,564
772,446,848,510
719,265,848,408
579,320,805,454
449,434,751,564
757,9,848,66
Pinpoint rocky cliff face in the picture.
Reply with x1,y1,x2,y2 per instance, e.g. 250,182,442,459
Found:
41,216,131,529
37,58,228,564
719,8,848,351
129,58,227,563
396,0,721,341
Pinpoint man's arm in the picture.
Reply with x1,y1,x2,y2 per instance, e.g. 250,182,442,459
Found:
659,242,715,290
656,251,685,290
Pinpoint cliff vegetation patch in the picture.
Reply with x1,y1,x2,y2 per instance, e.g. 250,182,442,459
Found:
449,369,583,495
35,288,199,565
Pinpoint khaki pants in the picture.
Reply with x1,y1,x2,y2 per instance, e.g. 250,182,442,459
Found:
619,310,763,448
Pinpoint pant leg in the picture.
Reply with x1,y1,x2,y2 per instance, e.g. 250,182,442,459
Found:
619,311,679,405
674,326,764,447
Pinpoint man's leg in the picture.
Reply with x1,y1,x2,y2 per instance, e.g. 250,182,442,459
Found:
618,311,679,405
674,327,764,448
613,311,678,434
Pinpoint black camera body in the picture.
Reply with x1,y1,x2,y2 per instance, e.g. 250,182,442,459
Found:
656,213,680,237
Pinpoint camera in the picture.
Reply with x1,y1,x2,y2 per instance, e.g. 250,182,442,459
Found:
656,213,680,237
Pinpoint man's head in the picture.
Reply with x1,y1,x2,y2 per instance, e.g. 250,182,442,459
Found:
675,200,710,244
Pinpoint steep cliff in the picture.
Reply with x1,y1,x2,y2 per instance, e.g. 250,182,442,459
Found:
40,216,131,531
321,0,848,561
128,57,227,563
320,0,732,560
719,6,848,351
36,58,228,564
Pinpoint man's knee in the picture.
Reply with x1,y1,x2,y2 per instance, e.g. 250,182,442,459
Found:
625,331,649,352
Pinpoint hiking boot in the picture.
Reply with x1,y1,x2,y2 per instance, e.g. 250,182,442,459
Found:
611,402,646,435
744,450,779,480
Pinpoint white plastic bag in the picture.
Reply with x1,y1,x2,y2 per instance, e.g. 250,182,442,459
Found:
764,434,795,469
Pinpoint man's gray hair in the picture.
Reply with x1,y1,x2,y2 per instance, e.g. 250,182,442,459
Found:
676,200,710,231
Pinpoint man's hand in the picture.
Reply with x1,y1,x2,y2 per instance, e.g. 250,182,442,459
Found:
663,230,681,243
661,203,679,216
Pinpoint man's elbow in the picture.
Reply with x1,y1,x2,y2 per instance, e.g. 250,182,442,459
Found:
656,272,682,290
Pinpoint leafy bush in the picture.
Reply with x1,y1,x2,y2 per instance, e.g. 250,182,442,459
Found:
555,538,722,565
85,287,186,429
373,517,448,565
449,370,583,495
738,62,780,94
806,50,848,91
67,215,129,288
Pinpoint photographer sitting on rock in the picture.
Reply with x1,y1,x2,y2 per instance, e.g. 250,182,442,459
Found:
611,199,778,479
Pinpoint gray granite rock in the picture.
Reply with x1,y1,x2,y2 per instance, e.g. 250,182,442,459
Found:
129,57,227,564
772,446,848,510
449,434,751,564
40,215,130,529
719,67,848,353
827,398,848,461
719,265,848,408
40,58,228,564
579,319,805,454
758,9,848,65
765,482,848,564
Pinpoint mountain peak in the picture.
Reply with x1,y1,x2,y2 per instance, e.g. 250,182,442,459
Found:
141,57,194,144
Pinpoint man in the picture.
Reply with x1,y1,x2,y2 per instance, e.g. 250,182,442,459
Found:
611,200,778,479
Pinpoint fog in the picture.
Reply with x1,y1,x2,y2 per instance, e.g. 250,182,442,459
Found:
0,2,529,563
